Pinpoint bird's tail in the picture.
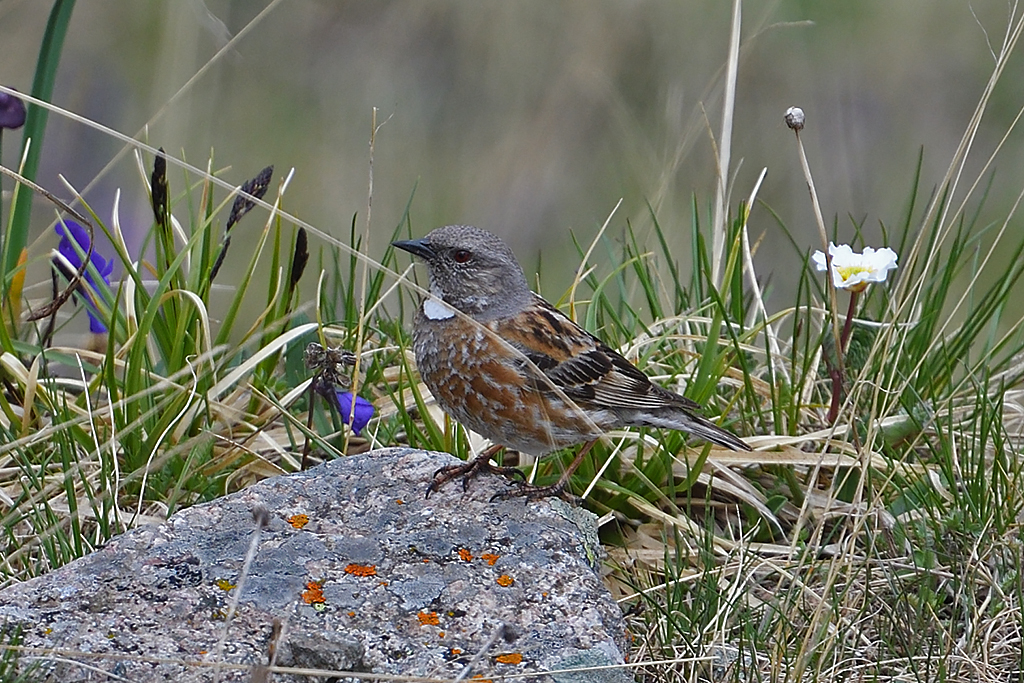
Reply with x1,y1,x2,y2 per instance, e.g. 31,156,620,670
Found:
641,410,751,451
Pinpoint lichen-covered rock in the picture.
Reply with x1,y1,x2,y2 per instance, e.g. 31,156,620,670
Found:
0,448,631,682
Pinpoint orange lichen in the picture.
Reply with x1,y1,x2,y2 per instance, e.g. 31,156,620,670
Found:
470,676,492,682
417,611,440,626
344,563,377,577
347,611,356,617
481,553,500,566
495,653,522,665
496,574,514,587
438,631,446,638
287,514,309,529
395,499,405,505
450,648,462,655
458,548,474,562
301,581,325,604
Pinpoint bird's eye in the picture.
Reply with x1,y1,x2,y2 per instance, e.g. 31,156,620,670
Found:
453,249,471,263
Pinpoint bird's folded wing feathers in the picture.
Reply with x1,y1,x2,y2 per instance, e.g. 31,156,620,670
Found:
496,297,702,412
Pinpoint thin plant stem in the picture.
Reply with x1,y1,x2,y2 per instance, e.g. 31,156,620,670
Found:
840,289,859,355
345,107,389,453
0,130,4,222
300,382,316,471
827,290,859,424
792,128,843,376
711,0,742,288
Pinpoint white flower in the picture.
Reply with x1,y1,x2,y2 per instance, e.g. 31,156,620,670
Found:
812,242,898,292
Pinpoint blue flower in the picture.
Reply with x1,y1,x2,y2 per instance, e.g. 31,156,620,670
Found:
0,89,26,129
54,220,114,333
334,390,375,435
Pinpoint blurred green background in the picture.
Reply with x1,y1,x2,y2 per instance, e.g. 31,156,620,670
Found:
1,1,1022,310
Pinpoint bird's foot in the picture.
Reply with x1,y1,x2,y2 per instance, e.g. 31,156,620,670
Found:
425,446,525,497
490,439,596,504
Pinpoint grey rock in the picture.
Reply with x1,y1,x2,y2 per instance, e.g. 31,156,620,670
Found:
0,447,631,682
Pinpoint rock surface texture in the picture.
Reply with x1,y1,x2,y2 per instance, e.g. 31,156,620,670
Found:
0,447,631,682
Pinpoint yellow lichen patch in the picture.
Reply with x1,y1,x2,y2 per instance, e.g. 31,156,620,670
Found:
417,611,440,626
216,579,236,591
344,563,377,577
301,581,325,605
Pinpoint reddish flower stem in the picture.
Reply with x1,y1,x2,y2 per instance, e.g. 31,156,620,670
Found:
827,290,860,424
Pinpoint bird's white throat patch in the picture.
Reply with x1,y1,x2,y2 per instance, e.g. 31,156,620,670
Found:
422,297,456,320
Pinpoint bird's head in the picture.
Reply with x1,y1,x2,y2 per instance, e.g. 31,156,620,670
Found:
393,225,530,318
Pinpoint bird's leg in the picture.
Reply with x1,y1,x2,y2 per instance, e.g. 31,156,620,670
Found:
426,443,526,497
495,439,597,502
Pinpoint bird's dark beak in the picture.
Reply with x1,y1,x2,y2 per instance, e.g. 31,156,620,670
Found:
392,237,434,260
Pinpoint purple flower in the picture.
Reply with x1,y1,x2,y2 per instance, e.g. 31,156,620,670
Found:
0,89,26,129
334,390,375,435
54,220,114,333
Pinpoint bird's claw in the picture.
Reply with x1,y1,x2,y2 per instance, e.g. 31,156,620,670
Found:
425,457,526,498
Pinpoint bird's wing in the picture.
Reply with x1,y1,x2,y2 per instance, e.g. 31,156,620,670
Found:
493,295,701,412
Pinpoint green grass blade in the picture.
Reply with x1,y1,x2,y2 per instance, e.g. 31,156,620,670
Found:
4,0,76,282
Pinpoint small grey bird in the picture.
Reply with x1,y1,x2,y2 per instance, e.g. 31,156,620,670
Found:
393,225,749,497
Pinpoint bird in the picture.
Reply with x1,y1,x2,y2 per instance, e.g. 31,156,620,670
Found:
392,225,750,498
